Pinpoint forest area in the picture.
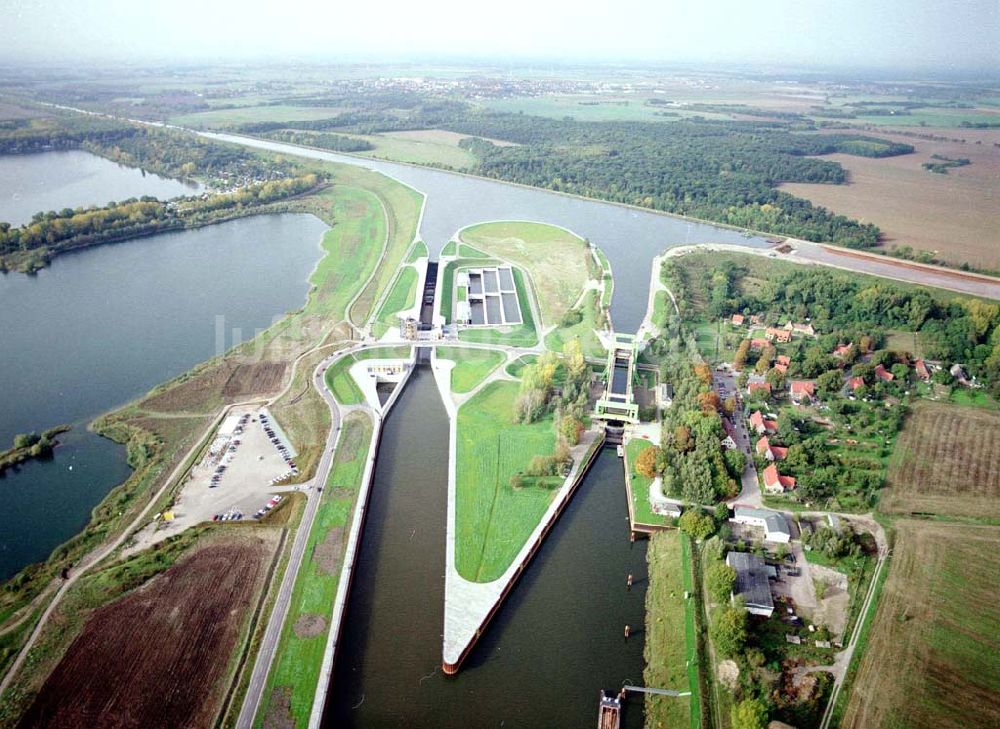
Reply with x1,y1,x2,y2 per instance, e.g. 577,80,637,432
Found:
232,96,913,248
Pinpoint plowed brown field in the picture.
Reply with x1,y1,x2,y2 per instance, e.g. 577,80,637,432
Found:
19,537,274,729
881,400,1000,518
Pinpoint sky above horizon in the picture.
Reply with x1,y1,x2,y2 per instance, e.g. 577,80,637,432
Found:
2,0,998,71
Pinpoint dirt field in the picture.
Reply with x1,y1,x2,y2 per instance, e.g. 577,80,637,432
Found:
780,133,1000,269
19,535,277,729
842,521,1000,729
222,362,288,397
881,400,1000,518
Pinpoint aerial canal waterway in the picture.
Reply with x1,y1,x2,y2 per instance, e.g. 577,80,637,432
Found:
324,368,647,727
0,149,201,228
0,213,328,580
204,132,771,332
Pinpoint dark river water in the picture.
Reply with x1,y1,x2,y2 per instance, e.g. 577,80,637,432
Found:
0,197,328,579
205,132,771,332
325,369,647,728
0,149,201,228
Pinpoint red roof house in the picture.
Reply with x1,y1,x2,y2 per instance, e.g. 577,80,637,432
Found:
790,380,816,403
833,343,853,359
763,463,796,494
750,338,769,350
731,313,745,326
756,436,788,461
874,364,895,382
848,376,865,391
766,327,792,343
915,359,930,381
774,354,790,374
749,410,778,435
748,381,772,397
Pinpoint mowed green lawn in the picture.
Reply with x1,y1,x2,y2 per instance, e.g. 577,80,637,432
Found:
626,439,672,528
455,381,558,582
256,412,373,728
644,530,697,728
324,355,363,405
405,240,428,263
436,346,505,394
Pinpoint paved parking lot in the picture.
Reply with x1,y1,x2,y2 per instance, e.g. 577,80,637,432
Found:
125,407,302,554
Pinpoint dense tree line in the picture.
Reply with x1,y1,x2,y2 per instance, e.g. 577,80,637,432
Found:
0,174,321,266
0,115,134,154
231,99,909,247
260,129,374,153
0,116,293,184
449,114,906,247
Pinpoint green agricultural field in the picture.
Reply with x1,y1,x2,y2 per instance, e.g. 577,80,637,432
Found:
437,347,506,394
544,289,606,359
353,131,477,169
626,439,672,528
455,381,559,582
477,95,730,123
169,104,345,129
644,530,696,728
459,221,592,327
373,266,418,337
255,413,373,729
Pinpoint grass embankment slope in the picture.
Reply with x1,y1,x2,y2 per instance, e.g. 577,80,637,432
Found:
256,413,374,728
881,400,1000,519
644,530,696,729
372,265,418,337
436,347,505,394
0,161,422,720
459,221,606,356
841,521,1000,729
454,380,560,583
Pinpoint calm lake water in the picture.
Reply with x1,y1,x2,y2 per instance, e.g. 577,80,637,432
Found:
0,212,328,580
0,149,201,228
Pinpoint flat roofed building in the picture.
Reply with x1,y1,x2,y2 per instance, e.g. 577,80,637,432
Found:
732,506,791,543
726,551,774,617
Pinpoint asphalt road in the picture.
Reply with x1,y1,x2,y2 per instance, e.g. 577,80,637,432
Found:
235,351,347,729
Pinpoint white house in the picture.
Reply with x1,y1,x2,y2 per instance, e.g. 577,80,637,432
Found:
731,506,792,543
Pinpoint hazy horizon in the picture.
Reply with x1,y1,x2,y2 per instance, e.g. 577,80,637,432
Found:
2,0,997,72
